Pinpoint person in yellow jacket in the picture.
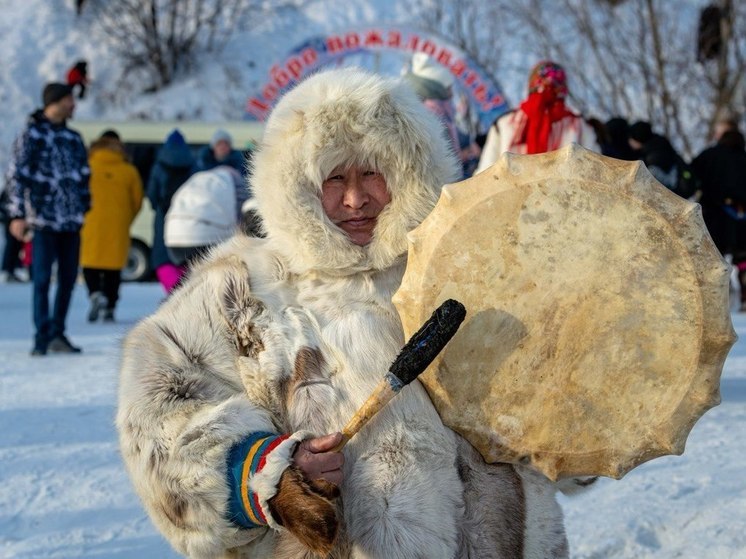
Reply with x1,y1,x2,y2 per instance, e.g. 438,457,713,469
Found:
80,130,143,322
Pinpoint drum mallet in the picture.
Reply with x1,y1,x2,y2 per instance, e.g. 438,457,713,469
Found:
332,299,466,452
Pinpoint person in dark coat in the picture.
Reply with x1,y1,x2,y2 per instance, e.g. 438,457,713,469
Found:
692,128,746,308
692,129,746,303
628,120,691,197
146,129,194,293
604,117,636,160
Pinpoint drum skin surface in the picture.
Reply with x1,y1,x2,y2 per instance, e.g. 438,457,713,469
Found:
393,144,737,480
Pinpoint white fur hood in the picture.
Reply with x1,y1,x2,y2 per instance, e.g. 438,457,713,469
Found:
249,68,461,275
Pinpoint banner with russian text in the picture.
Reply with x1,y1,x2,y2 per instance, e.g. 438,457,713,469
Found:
245,26,509,134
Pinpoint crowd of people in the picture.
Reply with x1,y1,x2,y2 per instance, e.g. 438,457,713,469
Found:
584,112,746,309
0,80,252,355
146,126,250,294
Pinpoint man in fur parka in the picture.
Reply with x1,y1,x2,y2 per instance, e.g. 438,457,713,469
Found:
117,68,569,559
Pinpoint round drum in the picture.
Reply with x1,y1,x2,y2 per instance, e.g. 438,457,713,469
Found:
393,144,736,480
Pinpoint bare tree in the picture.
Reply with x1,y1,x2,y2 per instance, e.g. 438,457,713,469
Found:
87,0,282,92
695,0,746,138
410,0,746,156
411,0,511,87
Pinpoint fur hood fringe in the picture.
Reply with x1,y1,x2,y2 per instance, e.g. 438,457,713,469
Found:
249,68,461,275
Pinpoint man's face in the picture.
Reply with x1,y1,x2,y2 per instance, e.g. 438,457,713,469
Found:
321,164,391,246
47,95,75,122
213,140,232,161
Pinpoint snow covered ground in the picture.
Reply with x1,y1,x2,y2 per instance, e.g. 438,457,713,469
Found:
0,280,744,558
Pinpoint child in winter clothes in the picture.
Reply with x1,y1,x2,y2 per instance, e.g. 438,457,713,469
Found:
164,166,248,269
146,129,194,293
80,130,143,322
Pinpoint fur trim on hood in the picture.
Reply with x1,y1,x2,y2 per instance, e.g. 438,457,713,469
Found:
249,68,461,275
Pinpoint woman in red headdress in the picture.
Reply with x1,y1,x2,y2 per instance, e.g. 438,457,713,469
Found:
476,61,599,172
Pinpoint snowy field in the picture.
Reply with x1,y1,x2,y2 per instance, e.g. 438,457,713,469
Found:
0,280,744,559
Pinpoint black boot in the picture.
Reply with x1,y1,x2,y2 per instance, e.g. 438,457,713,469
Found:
48,335,82,353
88,292,105,322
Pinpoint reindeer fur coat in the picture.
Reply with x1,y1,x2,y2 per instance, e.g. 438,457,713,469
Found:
117,69,569,559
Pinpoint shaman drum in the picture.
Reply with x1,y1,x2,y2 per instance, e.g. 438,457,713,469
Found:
393,144,736,481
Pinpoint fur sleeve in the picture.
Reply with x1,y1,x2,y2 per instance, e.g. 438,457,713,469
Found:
116,256,282,558
226,431,308,530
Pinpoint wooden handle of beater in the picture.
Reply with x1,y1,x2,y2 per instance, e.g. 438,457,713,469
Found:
331,299,466,452
331,374,402,452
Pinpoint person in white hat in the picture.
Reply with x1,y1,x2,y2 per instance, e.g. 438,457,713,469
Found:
196,128,246,175
404,53,466,177
163,166,248,269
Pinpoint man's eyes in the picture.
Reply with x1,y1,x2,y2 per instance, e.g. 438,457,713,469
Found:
325,170,378,181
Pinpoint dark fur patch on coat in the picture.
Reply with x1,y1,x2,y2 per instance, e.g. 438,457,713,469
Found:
550,535,570,557
268,465,339,556
157,323,200,362
158,491,190,529
282,346,336,433
145,365,213,408
456,440,527,558
148,439,169,472
292,346,325,383
278,347,327,420
221,272,267,358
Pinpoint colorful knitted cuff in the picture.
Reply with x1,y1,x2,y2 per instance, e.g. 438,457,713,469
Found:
226,432,290,529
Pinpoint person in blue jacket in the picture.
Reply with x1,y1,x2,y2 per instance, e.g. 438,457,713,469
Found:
5,83,90,355
146,129,194,293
